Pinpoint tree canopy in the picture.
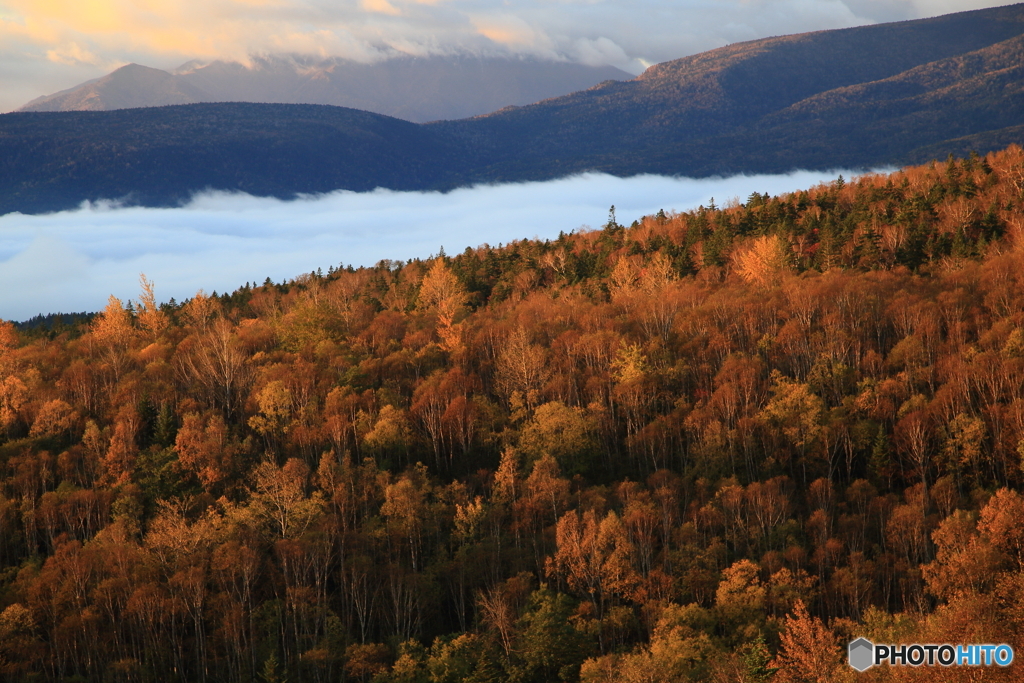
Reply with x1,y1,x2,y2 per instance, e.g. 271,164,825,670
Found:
4,147,1024,681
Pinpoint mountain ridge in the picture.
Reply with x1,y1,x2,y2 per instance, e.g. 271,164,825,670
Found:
440,3,1024,179
4,3,1024,215
16,55,634,123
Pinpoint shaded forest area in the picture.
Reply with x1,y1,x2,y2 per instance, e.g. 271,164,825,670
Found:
6,148,1024,682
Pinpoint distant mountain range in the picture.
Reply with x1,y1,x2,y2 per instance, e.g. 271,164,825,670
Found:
16,55,632,123
4,4,1024,215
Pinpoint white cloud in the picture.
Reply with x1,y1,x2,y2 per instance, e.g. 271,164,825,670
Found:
572,36,632,68
0,0,1009,112
0,170,873,320
46,41,102,66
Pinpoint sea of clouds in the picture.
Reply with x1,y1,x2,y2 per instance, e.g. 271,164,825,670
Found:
0,171,870,321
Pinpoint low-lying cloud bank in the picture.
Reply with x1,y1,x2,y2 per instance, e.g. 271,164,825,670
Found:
0,171,869,321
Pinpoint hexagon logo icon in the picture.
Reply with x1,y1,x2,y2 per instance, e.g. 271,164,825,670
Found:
849,637,874,672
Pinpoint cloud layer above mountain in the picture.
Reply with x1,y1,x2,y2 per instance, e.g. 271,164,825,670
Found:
0,170,870,320
0,0,1009,112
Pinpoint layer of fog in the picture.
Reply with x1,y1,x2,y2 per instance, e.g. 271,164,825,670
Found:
0,171,871,321
1,0,1006,113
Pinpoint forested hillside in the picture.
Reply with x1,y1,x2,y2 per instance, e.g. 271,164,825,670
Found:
5,148,1024,681
446,3,1024,179
0,103,458,215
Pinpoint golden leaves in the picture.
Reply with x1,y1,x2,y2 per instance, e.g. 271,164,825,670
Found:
733,234,792,288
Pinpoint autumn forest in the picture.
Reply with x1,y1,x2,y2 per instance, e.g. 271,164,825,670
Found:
6,148,1024,682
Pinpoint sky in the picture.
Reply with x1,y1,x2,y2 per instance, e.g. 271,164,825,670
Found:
0,0,1014,113
0,170,870,320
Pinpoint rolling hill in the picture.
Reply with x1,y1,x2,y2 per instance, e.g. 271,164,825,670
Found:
0,104,461,214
